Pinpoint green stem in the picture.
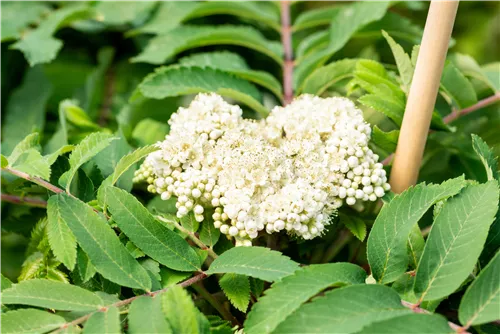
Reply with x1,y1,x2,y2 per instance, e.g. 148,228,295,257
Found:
192,282,240,327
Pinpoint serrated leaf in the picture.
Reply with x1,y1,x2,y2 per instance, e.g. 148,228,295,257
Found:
179,52,283,99
129,296,172,334
44,145,74,166
82,306,120,334
207,246,299,282
407,224,425,269
382,30,414,93
199,220,220,249
367,176,467,284
273,284,411,333
472,134,499,181
47,197,77,270
138,66,268,116
47,193,152,290
245,263,366,334
219,274,250,312
104,186,201,271
359,94,405,126
341,214,367,241
11,5,95,66
1,274,13,291
1,279,103,311
10,149,51,180
355,313,452,334
482,62,500,92
132,25,283,66
414,181,500,301
440,61,478,109
372,126,400,153
95,1,156,26
2,67,51,155
459,250,500,326
293,6,342,31
59,132,116,192
77,247,96,283
300,59,357,95
162,285,200,334
1,2,50,42
60,100,100,130
1,309,66,334
7,133,40,165
411,45,420,67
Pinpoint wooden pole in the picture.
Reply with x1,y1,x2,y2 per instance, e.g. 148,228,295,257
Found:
389,1,459,193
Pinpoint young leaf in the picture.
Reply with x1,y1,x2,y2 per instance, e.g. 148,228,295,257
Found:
82,306,120,334
382,30,414,93
162,286,200,334
340,214,367,241
179,52,283,99
1,279,103,311
367,176,466,284
407,224,425,269
440,61,478,109
47,196,77,271
2,67,51,155
77,247,96,283
47,194,152,290
219,273,251,312
10,149,51,180
355,313,452,334
1,154,8,168
414,181,500,301
1,309,66,334
199,220,220,249
1,274,13,291
138,66,268,116
293,6,342,32
103,186,201,271
11,5,95,66
273,284,411,333
371,126,400,153
300,59,357,95
207,246,299,282
129,296,172,334
459,250,500,326
244,263,366,334
472,134,499,181
132,25,283,66
59,132,116,192
358,94,405,126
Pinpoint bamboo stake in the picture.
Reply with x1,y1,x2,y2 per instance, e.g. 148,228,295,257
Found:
389,1,459,193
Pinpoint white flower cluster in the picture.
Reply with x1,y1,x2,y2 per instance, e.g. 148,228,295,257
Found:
134,93,390,246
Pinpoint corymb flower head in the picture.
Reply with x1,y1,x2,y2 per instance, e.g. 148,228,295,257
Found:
135,93,390,246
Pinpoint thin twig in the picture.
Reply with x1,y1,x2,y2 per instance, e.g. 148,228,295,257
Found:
280,1,294,105
156,215,218,259
382,93,500,166
192,281,241,327
1,194,47,208
401,300,469,333
54,272,208,333
2,167,64,194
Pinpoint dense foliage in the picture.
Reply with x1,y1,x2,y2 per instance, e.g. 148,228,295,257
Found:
1,1,499,333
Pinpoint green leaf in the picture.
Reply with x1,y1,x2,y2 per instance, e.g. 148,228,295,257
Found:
1,279,103,311
82,306,120,334
10,149,51,180
482,62,500,92
11,5,95,66
1,2,49,42
440,61,478,109
355,313,453,334
199,220,220,249
44,145,74,166
340,214,367,241
1,274,13,291
138,66,268,116
179,52,283,99
128,1,199,36
371,126,400,153
300,59,357,95
132,25,283,66
382,30,414,93
7,133,40,165
207,246,299,282
407,224,425,269
293,6,342,31
95,1,156,26
2,67,52,155
47,193,152,290
244,263,366,334
414,181,500,301
162,285,200,334
359,94,405,126
47,196,77,270
1,309,66,334
185,2,280,31
273,284,411,333
77,247,96,283
459,250,500,326
1,154,8,168
367,176,467,284
472,134,499,181
103,186,201,271
131,118,169,147
129,296,172,334
219,274,250,312
59,132,116,192
60,99,100,130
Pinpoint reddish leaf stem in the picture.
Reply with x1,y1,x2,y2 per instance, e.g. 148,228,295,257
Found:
1,194,47,208
401,300,470,333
